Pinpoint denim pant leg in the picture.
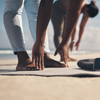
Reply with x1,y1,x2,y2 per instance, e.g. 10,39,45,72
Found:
24,0,50,53
3,0,26,53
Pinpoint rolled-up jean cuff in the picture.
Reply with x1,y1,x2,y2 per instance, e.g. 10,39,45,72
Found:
44,50,50,54
14,50,50,55
14,49,26,55
44,46,50,53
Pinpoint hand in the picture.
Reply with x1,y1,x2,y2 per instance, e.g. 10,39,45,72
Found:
75,41,80,51
54,44,68,66
69,42,75,52
32,42,44,70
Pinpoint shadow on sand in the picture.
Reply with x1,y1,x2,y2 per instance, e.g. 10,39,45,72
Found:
0,67,100,78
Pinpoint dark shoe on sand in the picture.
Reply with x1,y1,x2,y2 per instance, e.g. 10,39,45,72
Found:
77,59,94,70
77,58,100,71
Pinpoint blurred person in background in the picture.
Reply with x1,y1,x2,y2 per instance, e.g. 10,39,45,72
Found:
51,0,99,61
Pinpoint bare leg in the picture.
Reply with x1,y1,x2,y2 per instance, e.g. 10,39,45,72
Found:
3,1,36,71
16,52,35,71
67,53,77,61
60,53,77,62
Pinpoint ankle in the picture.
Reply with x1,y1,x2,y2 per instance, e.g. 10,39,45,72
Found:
67,53,70,58
16,51,30,63
44,53,51,60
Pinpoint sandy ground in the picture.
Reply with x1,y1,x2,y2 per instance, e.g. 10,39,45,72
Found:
0,52,100,100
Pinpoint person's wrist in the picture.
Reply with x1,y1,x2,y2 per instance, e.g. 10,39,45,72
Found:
60,40,68,47
35,41,44,46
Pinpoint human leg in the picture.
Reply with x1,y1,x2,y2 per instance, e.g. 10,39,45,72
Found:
51,0,66,49
24,0,50,53
52,1,77,62
67,45,77,61
4,0,26,52
25,0,66,68
3,0,35,70
51,0,67,61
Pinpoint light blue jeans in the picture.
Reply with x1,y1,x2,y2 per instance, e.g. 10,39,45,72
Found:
3,0,50,54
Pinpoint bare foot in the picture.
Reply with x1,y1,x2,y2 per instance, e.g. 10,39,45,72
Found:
67,53,77,61
44,53,67,67
60,57,77,62
67,57,77,62
60,52,77,62
16,52,36,71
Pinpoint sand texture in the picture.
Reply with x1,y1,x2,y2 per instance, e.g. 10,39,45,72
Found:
0,53,100,100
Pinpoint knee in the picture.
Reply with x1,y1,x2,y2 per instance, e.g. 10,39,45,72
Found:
3,11,17,18
4,8,22,18
4,10,14,14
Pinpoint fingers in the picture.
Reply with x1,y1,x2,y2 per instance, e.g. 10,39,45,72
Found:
32,55,35,64
75,42,80,51
69,46,72,51
38,57,41,70
38,56,44,70
54,49,59,56
35,56,38,69
41,56,44,70
32,42,44,70
69,43,74,52
76,46,78,51
61,51,67,65
32,55,44,70
61,51,69,67
71,48,73,52
70,47,73,52
76,44,79,51
54,50,58,56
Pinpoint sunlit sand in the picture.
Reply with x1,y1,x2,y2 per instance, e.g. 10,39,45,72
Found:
0,52,100,100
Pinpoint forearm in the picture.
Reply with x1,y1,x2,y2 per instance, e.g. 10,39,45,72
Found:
71,27,76,42
36,0,53,44
78,27,84,42
78,15,89,42
61,0,84,46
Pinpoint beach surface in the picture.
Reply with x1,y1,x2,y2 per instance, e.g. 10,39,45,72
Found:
0,52,100,100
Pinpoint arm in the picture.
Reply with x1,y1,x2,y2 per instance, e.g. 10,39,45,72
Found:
62,0,84,45
75,15,89,51
32,0,53,70
69,27,76,52
71,27,76,42
36,0,53,44
54,0,84,64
